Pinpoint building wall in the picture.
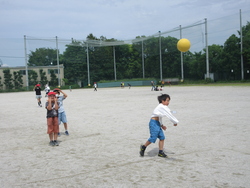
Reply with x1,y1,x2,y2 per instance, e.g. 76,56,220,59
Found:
0,65,64,89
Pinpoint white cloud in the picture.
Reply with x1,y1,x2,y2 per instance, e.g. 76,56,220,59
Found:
1,64,9,67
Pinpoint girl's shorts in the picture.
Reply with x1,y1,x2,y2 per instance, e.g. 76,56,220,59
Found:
36,95,42,99
148,119,165,143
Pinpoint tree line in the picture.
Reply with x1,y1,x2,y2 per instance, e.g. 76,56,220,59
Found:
26,22,250,85
0,69,58,90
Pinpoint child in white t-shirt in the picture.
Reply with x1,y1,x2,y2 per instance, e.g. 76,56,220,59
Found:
140,94,179,158
53,88,69,136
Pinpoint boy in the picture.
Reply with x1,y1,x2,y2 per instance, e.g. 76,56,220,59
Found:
46,92,60,146
140,94,179,158
44,84,50,97
34,84,42,107
53,88,69,136
94,82,97,91
151,81,155,91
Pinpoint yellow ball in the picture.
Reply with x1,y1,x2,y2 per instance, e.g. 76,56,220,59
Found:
177,38,191,52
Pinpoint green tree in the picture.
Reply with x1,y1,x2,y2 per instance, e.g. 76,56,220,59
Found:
143,37,161,78
49,69,57,86
207,44,224,75
131,36,146,78
89,45,114,81
0,76,3,90
239,21,250,79
39,69,48,86
28,48,58,66
87,35,118,81
115,44,134,79
59,23,250,82
186,51,206,80
161,36,180,78
28,70,38,86
62,78,69,85
62,40,86,85
3,69,14,89
13,71,23,89
221,34,241,80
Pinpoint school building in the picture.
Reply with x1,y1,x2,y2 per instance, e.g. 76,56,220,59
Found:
0,64,64,89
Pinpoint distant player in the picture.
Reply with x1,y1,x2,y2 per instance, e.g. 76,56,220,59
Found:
140,94,179,158
34,84,42,107
151,81,155,91
94,82,97,91
44,84,50,97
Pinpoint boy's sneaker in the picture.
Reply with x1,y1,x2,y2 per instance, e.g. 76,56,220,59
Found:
49,141,55,146
158,151,168,158
58,132,61,137
140,145,145,157
65,131,69,136
54,140,59,146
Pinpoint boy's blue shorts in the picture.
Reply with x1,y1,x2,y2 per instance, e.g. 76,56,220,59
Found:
148,119,165,143
58,111,67,125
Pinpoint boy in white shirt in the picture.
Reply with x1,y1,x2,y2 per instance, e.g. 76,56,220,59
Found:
44,84,50,97
53,88,69,136
94,82,97,91
140,94,179,158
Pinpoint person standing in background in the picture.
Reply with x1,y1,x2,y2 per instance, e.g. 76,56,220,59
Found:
34,84,42,107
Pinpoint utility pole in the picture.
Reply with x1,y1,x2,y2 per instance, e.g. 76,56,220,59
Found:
159,31,162,81
24,35,29,90
205,18,210,79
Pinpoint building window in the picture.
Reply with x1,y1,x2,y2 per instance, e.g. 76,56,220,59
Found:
48,69,60,74
19,70,26,75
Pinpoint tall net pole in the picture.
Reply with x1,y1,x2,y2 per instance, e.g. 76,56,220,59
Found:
142,40,145,79
180,25,184,81
113,46,117,81
205,18,210,79
56,36,60,86
24,35,29,90
159,31,162,81
240,9,244,80
86,42,90,86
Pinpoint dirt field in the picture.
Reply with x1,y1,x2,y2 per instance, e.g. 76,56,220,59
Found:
0,86,249,188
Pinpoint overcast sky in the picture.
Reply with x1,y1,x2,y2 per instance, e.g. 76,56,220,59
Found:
0,0,250,67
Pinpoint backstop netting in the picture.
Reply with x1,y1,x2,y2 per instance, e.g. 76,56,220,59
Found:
1,9,249,87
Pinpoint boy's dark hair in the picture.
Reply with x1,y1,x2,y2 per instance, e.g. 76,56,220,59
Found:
158,94,170,103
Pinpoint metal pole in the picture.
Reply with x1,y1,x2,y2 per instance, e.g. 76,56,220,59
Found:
56,36,60,86
24,35,29,90
159,31,162,81
113,46,117,81
205,18,210,79
180,25,184,81
142,40,145,78
86,42,90,86
240,9,244,80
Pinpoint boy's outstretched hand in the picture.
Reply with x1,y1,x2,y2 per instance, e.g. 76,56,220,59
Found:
173,124,177,126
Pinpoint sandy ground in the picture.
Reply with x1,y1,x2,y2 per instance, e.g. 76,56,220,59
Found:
0,85,250,188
